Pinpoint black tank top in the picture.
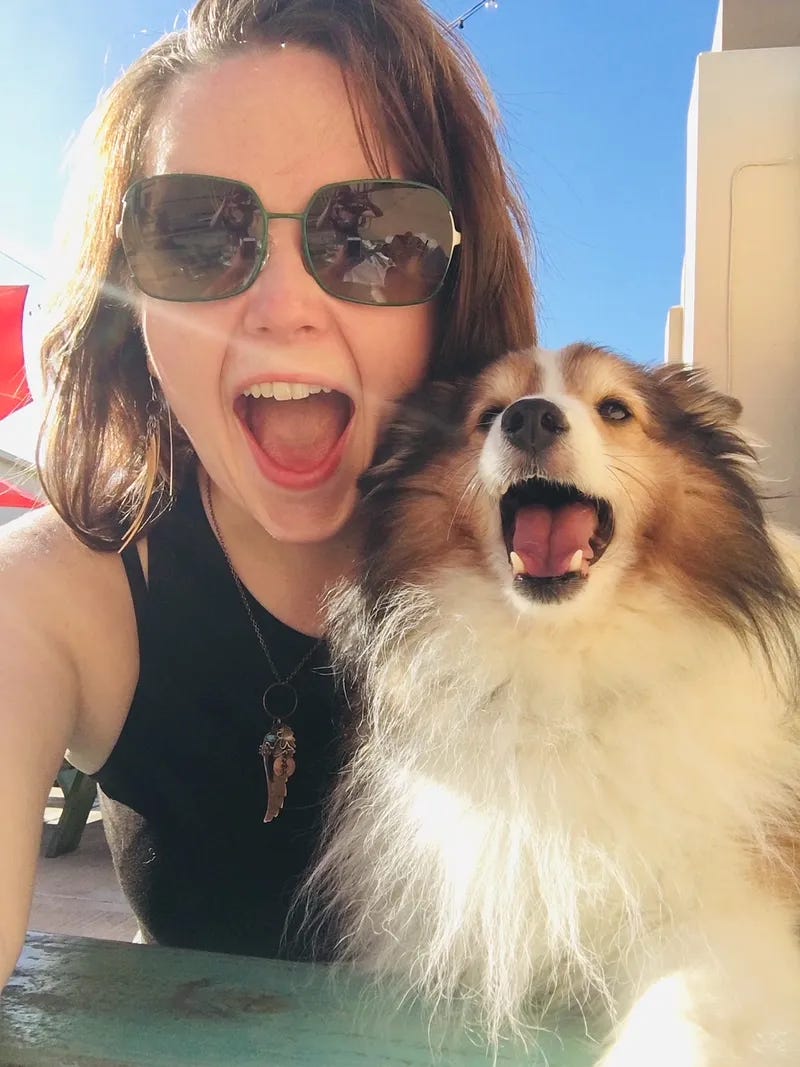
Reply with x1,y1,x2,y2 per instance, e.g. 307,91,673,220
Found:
95,473,343,958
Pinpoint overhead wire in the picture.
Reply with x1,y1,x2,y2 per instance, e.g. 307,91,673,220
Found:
0,249,45,280
447,0,499,32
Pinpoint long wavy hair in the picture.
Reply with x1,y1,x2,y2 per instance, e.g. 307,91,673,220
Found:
39,0,537,550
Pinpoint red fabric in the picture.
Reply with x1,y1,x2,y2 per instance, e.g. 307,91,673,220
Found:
0,285,32,419
0,479,40,509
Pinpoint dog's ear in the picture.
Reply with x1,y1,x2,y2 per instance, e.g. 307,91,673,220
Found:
649,364,742,429
359,379,468,501
648,364,755,467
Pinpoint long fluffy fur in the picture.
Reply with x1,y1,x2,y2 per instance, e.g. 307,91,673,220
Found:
303,345,800,1064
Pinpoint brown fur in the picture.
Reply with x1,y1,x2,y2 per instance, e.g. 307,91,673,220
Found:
310,345,800,1054
359,344,800,687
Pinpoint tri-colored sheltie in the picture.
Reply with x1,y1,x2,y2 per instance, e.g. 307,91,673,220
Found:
309,344,800,1066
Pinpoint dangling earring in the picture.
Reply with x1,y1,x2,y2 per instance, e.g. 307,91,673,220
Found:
119,375,174,552
146,374,174,503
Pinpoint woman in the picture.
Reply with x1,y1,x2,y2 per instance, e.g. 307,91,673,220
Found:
0,0,535,985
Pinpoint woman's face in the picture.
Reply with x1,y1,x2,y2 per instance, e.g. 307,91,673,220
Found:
139,47,435,542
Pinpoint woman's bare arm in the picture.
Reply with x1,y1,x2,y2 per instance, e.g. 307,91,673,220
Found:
0,510,139,989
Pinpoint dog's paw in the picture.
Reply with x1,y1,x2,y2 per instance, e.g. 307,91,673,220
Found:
594,975,708,1067
595,1036,706,1067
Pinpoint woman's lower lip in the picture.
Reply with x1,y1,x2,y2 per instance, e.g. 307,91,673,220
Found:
238,414,353,491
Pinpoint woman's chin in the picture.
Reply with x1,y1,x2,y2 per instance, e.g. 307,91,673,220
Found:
248,480,360,546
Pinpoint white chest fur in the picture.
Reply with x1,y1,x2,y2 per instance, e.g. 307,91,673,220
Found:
310,568,800,1045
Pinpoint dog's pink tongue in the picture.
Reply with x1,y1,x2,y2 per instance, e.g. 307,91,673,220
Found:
512,504,596,577
246,393,350,472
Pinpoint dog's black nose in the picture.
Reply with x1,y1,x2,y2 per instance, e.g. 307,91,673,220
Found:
501,398,569,453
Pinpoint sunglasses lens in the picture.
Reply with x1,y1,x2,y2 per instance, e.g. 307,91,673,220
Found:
120,175,265,301
305,181,456,305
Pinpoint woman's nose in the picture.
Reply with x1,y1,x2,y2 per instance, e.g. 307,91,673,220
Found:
240,218,328,337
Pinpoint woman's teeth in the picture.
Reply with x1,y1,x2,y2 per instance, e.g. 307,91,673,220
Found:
241,381,334,401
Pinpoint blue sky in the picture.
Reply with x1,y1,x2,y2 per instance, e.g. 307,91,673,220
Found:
0,0,719,365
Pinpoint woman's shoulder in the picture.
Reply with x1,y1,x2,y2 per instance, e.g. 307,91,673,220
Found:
0,504,124,589
0,506,142,771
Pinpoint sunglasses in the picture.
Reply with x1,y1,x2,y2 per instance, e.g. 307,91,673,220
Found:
117,174,461,307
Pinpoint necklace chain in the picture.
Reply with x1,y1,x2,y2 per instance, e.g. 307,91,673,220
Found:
205,478,322,692
204,476,321,822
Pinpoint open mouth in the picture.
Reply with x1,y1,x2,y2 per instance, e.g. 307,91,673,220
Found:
500,478,614,602
234,382,354,481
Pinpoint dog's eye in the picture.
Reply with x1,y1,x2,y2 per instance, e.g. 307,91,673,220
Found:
597,398,632,423
477,406,504,432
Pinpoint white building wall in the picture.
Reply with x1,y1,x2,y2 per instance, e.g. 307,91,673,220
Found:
667,0,800,528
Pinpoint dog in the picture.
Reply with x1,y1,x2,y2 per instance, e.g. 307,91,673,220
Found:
307,344,800,1066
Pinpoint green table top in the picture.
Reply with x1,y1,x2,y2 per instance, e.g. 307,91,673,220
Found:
0,932,598,1066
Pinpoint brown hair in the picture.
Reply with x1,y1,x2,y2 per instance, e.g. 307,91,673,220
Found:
39,0,537,550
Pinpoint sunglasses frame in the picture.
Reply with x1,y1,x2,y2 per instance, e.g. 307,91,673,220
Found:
117,174,462,307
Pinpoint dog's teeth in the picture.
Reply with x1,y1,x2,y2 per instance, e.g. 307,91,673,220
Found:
568,549,584,573
510,551,527,577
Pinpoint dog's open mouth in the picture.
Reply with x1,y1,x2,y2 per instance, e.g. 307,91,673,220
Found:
500,479,614,598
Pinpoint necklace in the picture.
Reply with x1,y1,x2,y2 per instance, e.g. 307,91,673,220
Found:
205,479,323,823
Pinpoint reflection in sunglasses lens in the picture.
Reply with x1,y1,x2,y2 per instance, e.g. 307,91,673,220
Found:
305,181,454,305
122,176,455,305
121,175,266,300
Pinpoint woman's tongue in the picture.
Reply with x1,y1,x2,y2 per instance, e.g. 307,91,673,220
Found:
245,392,350,473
